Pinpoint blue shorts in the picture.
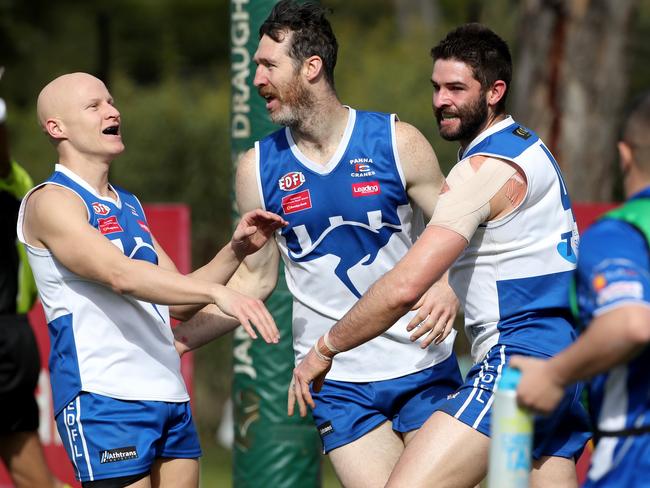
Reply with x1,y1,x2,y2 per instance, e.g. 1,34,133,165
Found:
55,392,201,483
437,344,592,460
311,352,462,453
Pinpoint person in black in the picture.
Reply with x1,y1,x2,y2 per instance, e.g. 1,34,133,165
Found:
0,83,65,488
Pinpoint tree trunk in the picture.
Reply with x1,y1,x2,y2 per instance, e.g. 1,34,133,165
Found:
513,0,637,202
393,0,439,38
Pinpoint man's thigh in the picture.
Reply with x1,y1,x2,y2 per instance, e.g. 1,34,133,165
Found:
387,411,490,488
151,458,198,488
56,392,201,484
328,421,404,488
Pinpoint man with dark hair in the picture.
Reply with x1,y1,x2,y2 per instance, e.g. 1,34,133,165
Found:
174,1,463,486
291,23,591,487
513,91,650,487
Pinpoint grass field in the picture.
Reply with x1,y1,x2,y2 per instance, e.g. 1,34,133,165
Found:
199,441,341,487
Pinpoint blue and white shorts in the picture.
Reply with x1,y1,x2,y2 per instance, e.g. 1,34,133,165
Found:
311,352,462,453
436,344,592,459
55,392,201,483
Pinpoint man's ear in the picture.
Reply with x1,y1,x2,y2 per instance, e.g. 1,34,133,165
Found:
487,80,507,108
618,140,634,173
45,118,66,140
303,55,323,82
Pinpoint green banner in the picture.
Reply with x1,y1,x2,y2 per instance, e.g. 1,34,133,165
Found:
229,1,321,486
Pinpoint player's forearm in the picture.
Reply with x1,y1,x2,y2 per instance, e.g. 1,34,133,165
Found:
327,226,466,353
187,240,243,286
548,306,650,386
173,305,239,353
110,257,221,307
328,272,417,352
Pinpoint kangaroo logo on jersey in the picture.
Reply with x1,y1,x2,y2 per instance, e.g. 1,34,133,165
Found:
278,171,305,191
287,210,401,297
92,202,111,215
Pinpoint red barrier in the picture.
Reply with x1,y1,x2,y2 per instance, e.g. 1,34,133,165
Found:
0,204,192,488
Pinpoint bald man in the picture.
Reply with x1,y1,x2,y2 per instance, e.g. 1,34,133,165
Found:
18,72,285,487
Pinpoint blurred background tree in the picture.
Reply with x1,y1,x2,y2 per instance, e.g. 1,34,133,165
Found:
1,0,648,484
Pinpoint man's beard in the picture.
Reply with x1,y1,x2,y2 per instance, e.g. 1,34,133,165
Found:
435,93,488,142
269,77,314,128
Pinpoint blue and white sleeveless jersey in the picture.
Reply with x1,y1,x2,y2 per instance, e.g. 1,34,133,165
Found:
448,116,579,363
256,108,455,381
17,164,188,415
575,188,650,484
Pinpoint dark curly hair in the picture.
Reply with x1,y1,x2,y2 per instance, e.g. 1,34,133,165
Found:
431,23,512,114
260,0,338,88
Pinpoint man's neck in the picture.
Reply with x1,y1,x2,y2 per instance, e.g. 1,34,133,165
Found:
289,98,349,166
459,112,507,153
58,156,113,197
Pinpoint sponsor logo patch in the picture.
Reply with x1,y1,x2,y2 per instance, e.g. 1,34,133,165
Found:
593,274,607,291
349,157,376,177
352,181,381,197
278,171,305,191
512,126,532,140
317,421,335,438
98,216,124,235
92,202,111,216
99,446,138,464
596,280,643,306
137,220,150,233
281,189,312,214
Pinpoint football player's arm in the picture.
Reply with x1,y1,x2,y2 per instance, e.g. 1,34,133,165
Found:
289,156,524,415
22,185,275,331
392,121,457,346
173,149,282,352
512,305,650,415
227,148,281,300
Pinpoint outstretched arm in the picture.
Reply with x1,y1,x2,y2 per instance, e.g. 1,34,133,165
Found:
172,148,283,351
512,305,650,415
168,207,286,321
289,155,527,416
289,225,468,416
22,184,276,332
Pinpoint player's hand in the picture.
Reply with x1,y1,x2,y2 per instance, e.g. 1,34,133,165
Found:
510,355,564,415
406,279,459,347
231,209,287,259
213,285,279,343
288,347,332,417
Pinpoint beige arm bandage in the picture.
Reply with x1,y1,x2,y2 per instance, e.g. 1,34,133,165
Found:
428,157,517,242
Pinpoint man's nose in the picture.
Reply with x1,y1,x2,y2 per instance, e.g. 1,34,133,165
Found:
253,65,267,88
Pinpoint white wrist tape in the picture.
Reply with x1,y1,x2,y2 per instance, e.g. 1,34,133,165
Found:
428,157,517,241
0,98,6,123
